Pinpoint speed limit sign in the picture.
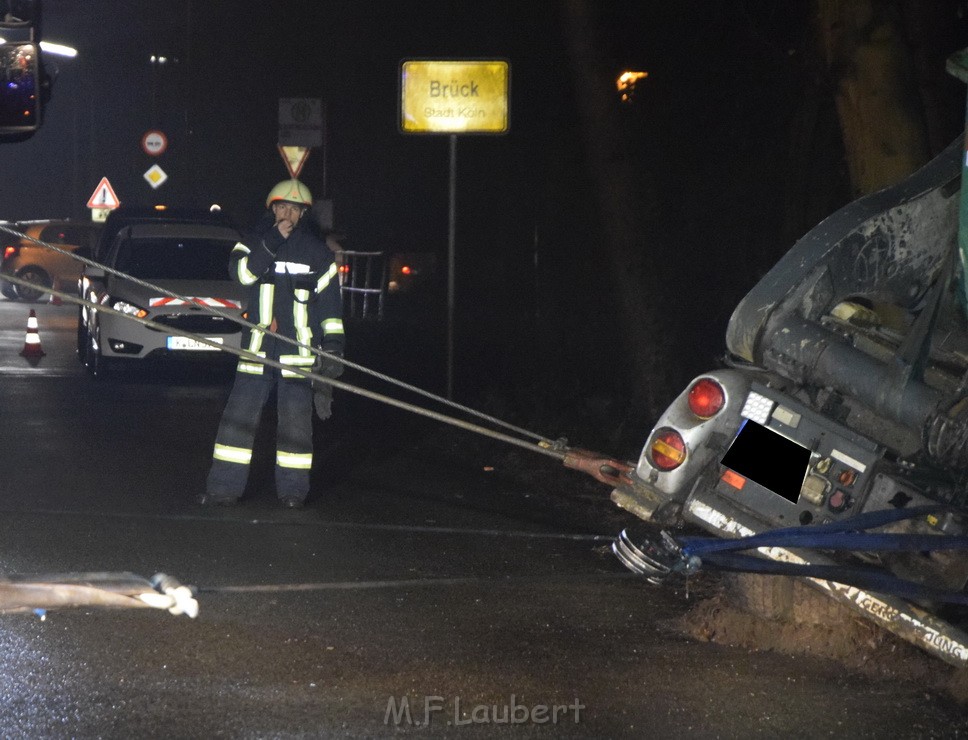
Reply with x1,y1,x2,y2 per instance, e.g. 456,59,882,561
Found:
141,130,168,156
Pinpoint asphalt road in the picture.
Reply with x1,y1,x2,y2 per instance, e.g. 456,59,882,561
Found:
0,298,965,738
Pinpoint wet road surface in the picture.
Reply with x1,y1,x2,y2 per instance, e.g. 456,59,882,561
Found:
0,299,965,737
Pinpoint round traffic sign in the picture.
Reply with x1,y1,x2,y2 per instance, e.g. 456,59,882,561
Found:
141,130,168,156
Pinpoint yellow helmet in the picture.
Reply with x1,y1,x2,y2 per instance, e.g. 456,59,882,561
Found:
266,179,312,208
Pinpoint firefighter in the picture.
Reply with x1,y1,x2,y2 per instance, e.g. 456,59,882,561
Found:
199,179,345,508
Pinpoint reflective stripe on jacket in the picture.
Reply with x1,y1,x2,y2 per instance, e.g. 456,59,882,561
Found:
231,221,344,377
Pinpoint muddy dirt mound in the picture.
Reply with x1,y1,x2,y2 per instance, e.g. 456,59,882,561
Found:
674,577,968,707
950,670,968,704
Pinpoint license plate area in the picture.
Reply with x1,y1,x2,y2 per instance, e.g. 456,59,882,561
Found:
167,336,223,351
709,386,881,525
721,419,811,505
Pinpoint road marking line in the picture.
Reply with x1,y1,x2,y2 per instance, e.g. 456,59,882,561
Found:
201,572,639,594
0,507,613,541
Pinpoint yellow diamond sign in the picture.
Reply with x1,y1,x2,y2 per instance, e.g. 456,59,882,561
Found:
143,164,168,190
400,60,509,134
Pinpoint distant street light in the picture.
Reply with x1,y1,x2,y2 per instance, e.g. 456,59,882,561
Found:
616,70,648,103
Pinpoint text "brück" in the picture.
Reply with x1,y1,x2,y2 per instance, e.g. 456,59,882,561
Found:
429,80,479,98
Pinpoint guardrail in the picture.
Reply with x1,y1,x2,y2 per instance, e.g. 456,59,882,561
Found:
337,250,385,321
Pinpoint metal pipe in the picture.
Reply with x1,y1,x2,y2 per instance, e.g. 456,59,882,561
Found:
763,318,943,431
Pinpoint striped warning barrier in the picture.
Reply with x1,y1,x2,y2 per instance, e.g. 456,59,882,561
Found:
148,297,242,309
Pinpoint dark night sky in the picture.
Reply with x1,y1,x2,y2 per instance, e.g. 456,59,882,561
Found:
2,3,824,244
1,1,568,249
1,1,613,365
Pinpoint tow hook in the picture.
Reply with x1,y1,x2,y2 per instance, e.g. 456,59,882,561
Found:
562,448,635,487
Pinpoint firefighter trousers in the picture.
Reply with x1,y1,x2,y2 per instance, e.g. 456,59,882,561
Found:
206,370,314,502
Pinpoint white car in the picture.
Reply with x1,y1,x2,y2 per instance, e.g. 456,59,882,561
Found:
79,221,245,378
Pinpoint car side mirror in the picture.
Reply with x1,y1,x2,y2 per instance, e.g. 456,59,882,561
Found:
0,42,41,139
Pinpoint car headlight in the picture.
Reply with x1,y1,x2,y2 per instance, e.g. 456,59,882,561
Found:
111,300,148,319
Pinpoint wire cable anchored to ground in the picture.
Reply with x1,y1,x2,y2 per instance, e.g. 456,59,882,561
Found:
0,222,562,448
0,226,634,483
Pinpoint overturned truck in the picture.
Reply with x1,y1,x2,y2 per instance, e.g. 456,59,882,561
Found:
610,132,968,667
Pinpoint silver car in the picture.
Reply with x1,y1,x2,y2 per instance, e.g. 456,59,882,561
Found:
1,219,102,301
79,221,245,378
610,135,968,668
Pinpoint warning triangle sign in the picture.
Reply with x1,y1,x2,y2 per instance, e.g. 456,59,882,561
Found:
86,177,120,209
278,145,310,179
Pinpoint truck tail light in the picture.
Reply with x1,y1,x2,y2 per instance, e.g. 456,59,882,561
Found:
650,428,686,471
687,378,725,419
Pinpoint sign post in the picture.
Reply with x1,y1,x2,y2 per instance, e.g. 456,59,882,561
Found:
399,59,510,399
143,164,168,190
279,98,323,148
400,60,510,134
278,98,325,191
141,130,168,156
86,177,120,223
278,145,311,179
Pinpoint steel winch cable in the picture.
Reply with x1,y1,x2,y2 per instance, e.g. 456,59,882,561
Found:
0,223,566,453
1,223,552,444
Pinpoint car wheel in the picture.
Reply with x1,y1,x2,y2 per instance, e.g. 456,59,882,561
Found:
14,266,51,302
0,280,16,299
76,308,89,362
85,325,112,380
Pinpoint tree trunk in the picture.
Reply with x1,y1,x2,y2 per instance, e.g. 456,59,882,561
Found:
561,0,674,417
815,0,930,196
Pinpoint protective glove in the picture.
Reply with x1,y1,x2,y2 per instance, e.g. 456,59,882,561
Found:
313,350,344,379
313,351,343,420
262,223,287,253
314,381,334,420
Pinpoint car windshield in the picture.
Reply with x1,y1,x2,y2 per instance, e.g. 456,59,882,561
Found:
115,237,234,280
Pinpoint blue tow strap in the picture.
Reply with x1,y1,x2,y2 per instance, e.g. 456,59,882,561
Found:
677,505,968,604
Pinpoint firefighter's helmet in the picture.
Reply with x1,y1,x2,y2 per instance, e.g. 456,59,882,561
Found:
266,179,313,208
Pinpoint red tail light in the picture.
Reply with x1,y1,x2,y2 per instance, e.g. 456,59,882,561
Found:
3,246,18,260
650,428,686,471
687,378,725,419
400,265,412,275
338,264,350,275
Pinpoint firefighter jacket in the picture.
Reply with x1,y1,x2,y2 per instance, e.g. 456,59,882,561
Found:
230,217,344,378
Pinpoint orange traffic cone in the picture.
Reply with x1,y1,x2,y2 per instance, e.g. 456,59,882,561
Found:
48,279,64,305
19,309,45,359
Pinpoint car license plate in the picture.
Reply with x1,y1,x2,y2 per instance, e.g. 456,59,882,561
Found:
720,419,810,504
167,336,223,351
